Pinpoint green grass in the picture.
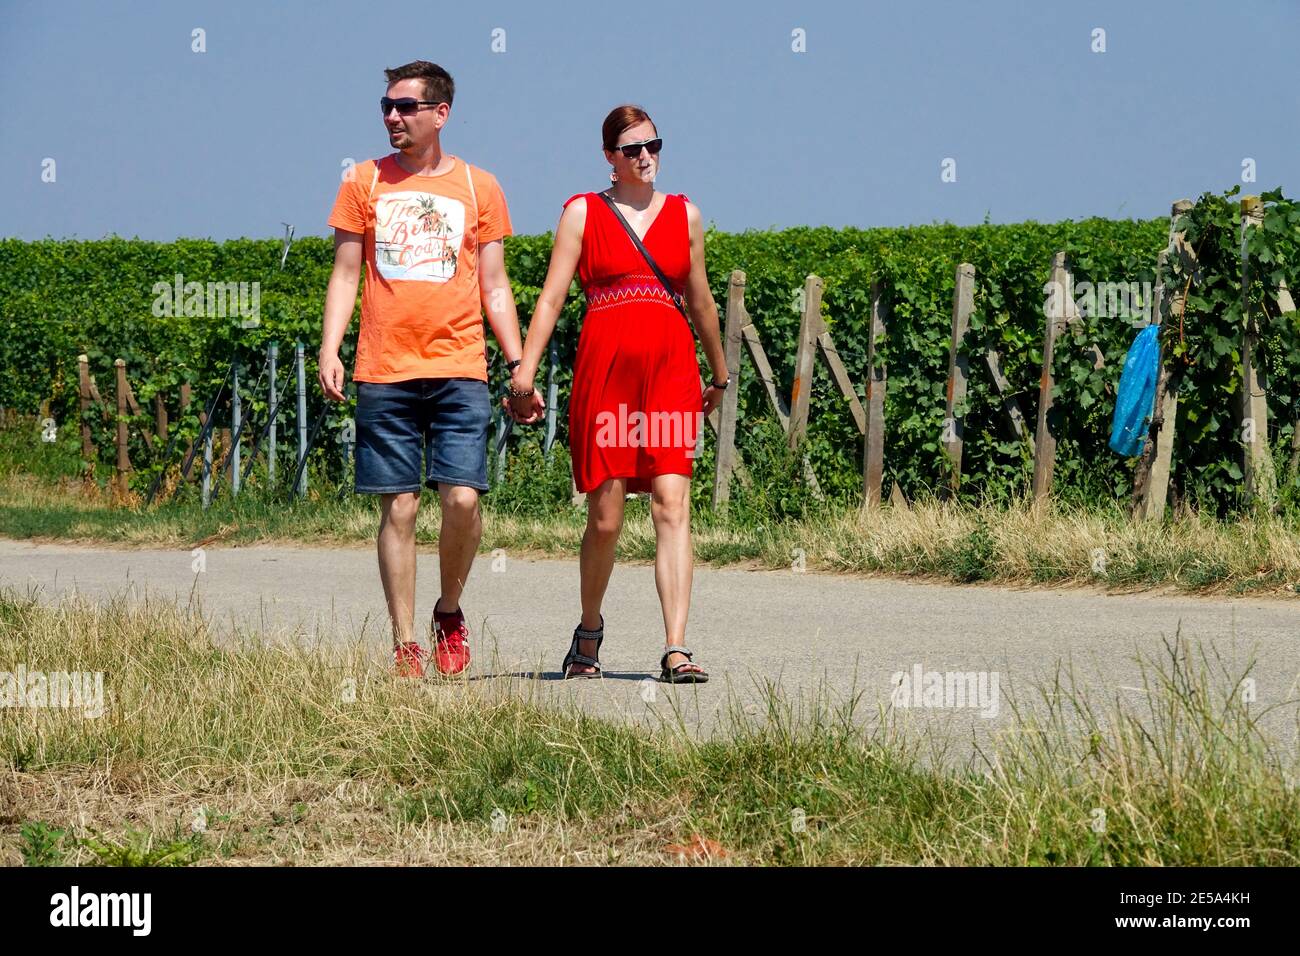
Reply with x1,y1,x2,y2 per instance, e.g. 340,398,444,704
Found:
18,821,69,866
18,820,207,867
1,592,1298,865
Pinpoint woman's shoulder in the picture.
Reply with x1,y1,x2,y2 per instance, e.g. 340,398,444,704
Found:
557,193,591,242
674,193,701,229
560,193,593,225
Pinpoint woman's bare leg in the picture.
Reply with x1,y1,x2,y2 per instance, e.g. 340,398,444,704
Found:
650,474,700,674
571,477,626,675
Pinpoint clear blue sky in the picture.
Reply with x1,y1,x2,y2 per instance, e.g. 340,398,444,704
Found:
2,0,1296,241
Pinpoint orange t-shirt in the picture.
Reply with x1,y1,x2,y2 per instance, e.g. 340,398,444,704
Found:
328,154,512,383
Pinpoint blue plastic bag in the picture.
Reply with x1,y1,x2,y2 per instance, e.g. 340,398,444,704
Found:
1108,324,1161,457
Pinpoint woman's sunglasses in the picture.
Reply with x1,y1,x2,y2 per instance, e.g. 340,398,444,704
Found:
380,97,442,116
616,138,663,159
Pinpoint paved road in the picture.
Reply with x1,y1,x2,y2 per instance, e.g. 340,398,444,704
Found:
2,538,1298,761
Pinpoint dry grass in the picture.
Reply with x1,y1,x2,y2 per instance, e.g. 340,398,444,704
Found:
2,592,1298,866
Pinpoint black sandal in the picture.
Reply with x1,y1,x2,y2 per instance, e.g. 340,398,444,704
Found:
660,646,708,684
562,616,604,679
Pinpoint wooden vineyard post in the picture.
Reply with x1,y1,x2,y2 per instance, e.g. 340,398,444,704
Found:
815,333,866,434
811,316,868,490
788,274,824,452
1278,282,1300,482
179,382,196,484
889,482,908,509
175,382,189,502
733,283,820,497
1032,252,1068,504
77,354,96,481
154,393,168,445
120,371,154,454
862,281,889,508
1239,195,1275,509
1133,248,1185,515
712,270,746,508
741,324,791,433
984,349,1029,444
712,270,863,505
113,359,131,497
1134,199,1193,520
942,263,975,496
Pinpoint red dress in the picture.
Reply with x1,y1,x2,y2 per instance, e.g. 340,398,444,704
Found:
565,191,702,494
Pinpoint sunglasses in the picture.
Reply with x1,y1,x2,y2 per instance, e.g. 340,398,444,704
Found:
616,138,663,159
380,97,442,116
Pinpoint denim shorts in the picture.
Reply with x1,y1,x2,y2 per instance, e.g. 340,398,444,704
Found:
354,378,491,494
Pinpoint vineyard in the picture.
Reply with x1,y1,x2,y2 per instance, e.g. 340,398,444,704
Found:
2,185,1298,517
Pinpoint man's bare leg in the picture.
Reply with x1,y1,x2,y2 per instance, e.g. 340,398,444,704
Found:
435,483,482,615
378,491,421,645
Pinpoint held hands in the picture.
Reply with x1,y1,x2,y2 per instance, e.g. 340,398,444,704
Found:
503,372,546,424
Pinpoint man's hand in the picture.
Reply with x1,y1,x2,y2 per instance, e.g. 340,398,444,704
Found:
319,351,346,401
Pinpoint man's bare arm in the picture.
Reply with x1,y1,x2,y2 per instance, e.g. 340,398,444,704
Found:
478,239,523,366
319,229,363,402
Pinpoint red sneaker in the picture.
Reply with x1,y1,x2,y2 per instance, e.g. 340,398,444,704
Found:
394,640,426,678
432,606,471,677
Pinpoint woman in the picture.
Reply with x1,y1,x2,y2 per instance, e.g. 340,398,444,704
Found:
506,105,729,682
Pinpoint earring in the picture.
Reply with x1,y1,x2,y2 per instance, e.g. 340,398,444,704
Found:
610,170,618,183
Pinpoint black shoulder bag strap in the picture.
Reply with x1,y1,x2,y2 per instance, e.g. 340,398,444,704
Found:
597,192,695,335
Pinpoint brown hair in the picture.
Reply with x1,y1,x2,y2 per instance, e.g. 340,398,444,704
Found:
602,104,656,152
384,60,455,106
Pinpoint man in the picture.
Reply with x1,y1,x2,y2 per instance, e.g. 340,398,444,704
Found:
319,60,536,677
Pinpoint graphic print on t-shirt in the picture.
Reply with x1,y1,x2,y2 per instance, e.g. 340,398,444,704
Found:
373,191,466,283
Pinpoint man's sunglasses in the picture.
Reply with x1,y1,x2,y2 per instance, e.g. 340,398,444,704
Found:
380,97,442,116
616,138,663,158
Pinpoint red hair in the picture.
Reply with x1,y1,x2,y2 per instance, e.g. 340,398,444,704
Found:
602,105,656,152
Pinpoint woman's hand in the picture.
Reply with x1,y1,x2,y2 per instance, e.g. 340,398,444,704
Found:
701,381,726,418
